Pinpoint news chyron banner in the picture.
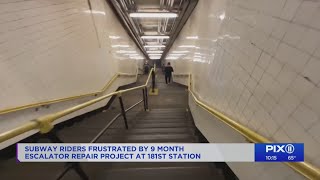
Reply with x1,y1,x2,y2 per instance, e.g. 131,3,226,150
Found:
17,143,304,162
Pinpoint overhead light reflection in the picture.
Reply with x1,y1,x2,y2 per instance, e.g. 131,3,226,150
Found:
111,45,130,48
179,45,200,49
219,12,226,20
146,51,163,53
172,51,189,53
130,56,144,59
166,57,179,60
186,36,198,39
84,10,106,15
141,35,170,39
149,56,161,59
168,54,185,56
116,50,136,53
130,12,178,18
144,45,165,48
194,58,206,63
109,36,120,39
148,54,162,56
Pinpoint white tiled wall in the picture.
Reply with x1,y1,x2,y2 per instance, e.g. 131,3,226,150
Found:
170,0,320,179
0,0,144,148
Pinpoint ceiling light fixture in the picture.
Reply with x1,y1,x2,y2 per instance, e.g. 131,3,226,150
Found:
111,45,130,48
129,12,178,18
144,45,165,48
148,54,162,56
166,57,179,60
179,45,196,48
146,51,163,53
130,56,144,59
149,56,161,59
141,35,170,39
172,51,189,53
179,45,200,49
116,50,136,53
168,54,185,56
186,36,198,39
109,35,120,39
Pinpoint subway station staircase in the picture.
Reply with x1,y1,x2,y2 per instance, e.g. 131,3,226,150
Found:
0,71,236,180
59,108,226,180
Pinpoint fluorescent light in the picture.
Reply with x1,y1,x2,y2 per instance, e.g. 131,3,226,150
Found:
172,51,189,53
166,57,179,60
168,54,185,56
111,45,130,48
179,45,195,48
109,35,120,39
147,48,159,51
116,50,136,53
129,12,178,18
130,56,144,59
179,45,200,49
148,54,162,56
149,56,161,59
144,45,165,48
186,36,198,39
194,58,205,62
146,51,163,53
141,35,169,39
219,12,226,20
84,10,106,15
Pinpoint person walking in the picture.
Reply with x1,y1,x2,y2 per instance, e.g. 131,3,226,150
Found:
143,62,150,74
164,62,174,84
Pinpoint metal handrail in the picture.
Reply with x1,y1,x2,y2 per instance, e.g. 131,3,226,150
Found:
90,99,143,143
0,72,137,115
173,73,320,180
57,99,144,180
0,68,155,143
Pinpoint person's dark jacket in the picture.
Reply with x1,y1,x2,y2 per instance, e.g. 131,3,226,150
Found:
164,66,174,76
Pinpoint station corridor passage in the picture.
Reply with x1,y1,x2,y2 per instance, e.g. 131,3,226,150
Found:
0,71,234,180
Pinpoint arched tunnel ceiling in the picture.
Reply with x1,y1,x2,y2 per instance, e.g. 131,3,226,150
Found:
107,0,198,61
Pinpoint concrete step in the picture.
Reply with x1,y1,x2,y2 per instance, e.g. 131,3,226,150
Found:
96,133,197,143
133,119,191,124
135,115,186,120
148,108,187,112
127,127,194,135
140,111,186,115
133,122,193,129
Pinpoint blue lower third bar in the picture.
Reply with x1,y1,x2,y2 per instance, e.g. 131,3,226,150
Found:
255,143,304,162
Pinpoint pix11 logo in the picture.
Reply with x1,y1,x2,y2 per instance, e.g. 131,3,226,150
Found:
266,144,295,154
255,143,304,162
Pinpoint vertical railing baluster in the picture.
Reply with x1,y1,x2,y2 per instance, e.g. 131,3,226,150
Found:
145,87,149,111
142,89,147,111
118,95,129,129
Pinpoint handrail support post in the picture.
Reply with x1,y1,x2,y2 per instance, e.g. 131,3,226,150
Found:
152,70,155,93
144,87,149,111
142,89,147,111
118,95,129,129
